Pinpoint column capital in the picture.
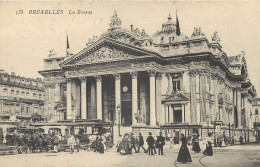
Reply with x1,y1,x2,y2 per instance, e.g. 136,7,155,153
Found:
113,73,121,80
156,73,162,80
94,76,102,82
236,87,242,92
148,70,157,77
130,72,138,79
66,78,72,83
79,77,87,82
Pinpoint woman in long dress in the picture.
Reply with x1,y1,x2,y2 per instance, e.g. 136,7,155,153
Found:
191,134,201,153
203,133,213,156
120,134,131,155
177,134,192,163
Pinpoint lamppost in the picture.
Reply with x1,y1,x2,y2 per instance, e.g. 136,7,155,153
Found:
247,127,250,143
206,115,210,134
117,104,121,136
231,124,234,145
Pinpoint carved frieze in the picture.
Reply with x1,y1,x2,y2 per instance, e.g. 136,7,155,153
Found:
79,46,136,64
131,62,159,68
189,68,210,76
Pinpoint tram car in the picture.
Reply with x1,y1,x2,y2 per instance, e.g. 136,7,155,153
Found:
0,121,19,155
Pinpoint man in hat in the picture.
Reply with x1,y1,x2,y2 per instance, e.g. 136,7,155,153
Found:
156,132,165,155
130,133,137,153
146,132,155,155
137,133,146,153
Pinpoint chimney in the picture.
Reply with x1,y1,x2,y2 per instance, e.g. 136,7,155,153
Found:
130,25,133,32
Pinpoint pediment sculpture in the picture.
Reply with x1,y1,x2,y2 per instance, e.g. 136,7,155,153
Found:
211,31,221,43
79,47,136,63
191,27,205,37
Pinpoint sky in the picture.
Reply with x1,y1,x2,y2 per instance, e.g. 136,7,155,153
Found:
0,1,260,94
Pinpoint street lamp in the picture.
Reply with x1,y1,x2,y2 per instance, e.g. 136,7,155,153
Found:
117,104,121,136
206,115,210,134
231,124,234,145
247,127,250,143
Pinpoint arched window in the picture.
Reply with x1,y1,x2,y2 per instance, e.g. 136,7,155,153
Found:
256,109,259,115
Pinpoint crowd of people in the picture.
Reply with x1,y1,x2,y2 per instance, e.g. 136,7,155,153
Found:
116,132,165,156
2,128,217,163
177,133,213,163
1,129,82,154
115,131,214,164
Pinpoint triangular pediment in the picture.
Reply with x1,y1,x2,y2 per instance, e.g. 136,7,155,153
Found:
163,91,189,102
78,46,137,64
60,37,159,67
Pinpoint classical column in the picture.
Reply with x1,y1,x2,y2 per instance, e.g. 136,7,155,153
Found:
199,74,207,123
66,79,72,119
149,71,157,126
214,79,219,120
169,106,173,123
165,105,169,123
54,83,61,102
166,73,173,93
161,105,166,125
114,74,121,124
80,77,87,119
156,73,162,125
95,76,103,120
131,72,138,125
183,71,190,92
237,88,242,128
190,71,197,123
182,104,185,123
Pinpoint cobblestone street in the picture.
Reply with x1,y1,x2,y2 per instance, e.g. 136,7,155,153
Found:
0,143,259,167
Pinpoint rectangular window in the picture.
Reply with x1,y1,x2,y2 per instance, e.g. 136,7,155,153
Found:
172,80,181,92
256,109,259,115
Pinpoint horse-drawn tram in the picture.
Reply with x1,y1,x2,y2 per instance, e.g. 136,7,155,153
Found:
0,121,19,155
30,119,114,153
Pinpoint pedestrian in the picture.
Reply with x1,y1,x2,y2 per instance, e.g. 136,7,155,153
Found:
146,132,155,155
176,134,192,163
153,137,157,154
137,133,146,153
156,132,165,155
116,135,123,152
130,133,137,153
203,133,213,156
191,134,201,153
120,133,131,155
52,132,60,153
67,133,76,154
239,136,243,144
170,137,174,148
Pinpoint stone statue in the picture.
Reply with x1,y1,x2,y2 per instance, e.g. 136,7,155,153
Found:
211,31,221,43
109,10,122,29
134,109,142,123
191,27,205,37
48,49,57,57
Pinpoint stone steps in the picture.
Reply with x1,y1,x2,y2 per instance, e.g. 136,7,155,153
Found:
132,124,160,139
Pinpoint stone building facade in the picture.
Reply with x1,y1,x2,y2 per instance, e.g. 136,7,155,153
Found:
0,70,44,126
39,11,257,141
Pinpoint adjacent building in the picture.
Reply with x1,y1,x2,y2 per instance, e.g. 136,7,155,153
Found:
39,11,257,142
0,70,45,126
